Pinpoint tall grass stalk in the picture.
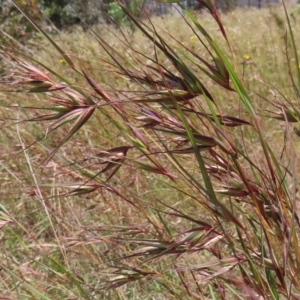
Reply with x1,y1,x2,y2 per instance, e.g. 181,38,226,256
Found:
1,0,300,298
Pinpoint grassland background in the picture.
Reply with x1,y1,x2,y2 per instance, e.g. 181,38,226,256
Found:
1,4,300,299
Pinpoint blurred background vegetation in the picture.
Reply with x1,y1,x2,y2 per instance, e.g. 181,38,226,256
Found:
0,0,238,44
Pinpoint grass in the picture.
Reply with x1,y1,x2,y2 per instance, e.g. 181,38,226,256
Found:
1,1,300,299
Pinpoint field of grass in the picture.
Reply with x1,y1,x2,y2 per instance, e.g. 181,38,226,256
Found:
1,2,300,299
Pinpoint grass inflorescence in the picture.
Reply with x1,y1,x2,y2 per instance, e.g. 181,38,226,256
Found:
1,1,300,299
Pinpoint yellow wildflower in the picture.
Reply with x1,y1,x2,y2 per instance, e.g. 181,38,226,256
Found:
190,35,196,43
59,59,66,64
243,54,251,60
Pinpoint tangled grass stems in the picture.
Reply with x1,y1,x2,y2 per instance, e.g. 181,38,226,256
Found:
1,0,300,299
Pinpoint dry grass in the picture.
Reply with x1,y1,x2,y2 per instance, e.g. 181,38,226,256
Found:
1,2,300,299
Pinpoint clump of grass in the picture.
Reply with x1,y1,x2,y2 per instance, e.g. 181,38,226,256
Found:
1,0,300,299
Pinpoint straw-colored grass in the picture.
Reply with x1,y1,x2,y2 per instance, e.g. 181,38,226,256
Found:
1,2,300,299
